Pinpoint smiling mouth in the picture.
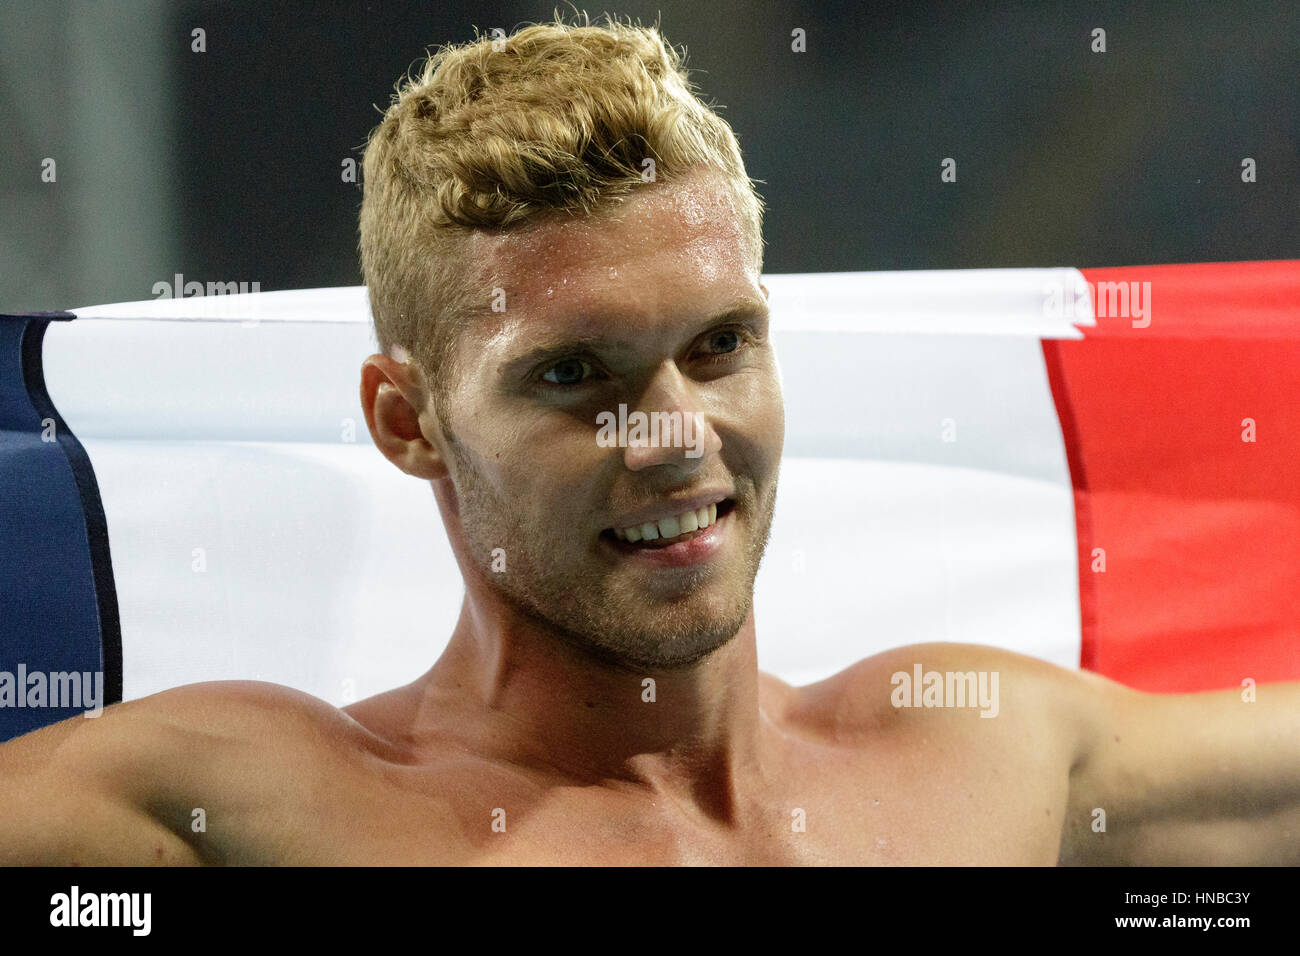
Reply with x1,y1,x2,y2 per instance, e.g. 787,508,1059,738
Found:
601,499,736,549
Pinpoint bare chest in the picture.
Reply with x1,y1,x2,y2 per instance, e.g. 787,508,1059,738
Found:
223,734,1068,865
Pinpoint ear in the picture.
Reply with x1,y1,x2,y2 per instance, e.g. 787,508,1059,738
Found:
359,353,450,480
760,281,770,302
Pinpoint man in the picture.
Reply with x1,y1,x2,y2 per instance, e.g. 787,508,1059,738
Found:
2,16,1298,866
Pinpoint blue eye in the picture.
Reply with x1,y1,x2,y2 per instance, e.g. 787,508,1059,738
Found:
541,358,592,385
710,329,741,354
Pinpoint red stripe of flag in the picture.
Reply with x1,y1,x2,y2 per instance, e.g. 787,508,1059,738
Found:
1043,260,1300,692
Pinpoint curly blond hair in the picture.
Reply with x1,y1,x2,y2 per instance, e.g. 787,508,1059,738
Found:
358,12,765,409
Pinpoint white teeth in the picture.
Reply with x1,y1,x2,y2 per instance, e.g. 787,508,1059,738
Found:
614,502,725,543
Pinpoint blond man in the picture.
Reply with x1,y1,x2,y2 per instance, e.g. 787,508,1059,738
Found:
3,16,1298,865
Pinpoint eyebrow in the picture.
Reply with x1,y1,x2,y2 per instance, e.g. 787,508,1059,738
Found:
502,301,770,370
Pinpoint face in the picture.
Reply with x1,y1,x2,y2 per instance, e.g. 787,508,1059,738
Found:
435,169,784,669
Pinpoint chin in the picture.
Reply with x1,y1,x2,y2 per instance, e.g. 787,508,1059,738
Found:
588,599,752,670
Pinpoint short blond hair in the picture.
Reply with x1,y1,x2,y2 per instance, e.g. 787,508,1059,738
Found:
358,13,765,411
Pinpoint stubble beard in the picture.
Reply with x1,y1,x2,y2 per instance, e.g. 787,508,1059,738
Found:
446,437,779,670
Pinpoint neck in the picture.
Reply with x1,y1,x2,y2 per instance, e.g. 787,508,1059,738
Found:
413,589,772,823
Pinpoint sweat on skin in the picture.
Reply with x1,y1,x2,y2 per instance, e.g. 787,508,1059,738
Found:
358,168,787,809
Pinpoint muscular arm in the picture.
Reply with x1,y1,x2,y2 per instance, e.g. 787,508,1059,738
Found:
1060,669,1300,865
0,693,206,864
0,681,359,865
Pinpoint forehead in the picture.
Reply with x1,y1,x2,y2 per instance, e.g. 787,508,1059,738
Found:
466,171,759,332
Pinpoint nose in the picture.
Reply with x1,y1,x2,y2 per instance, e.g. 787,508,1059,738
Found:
621,363,723,473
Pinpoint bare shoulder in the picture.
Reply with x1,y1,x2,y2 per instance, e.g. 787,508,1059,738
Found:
779,641,1114,758
5,679,384,805
140,679,371,741
0,679,374,865
110,679,376,758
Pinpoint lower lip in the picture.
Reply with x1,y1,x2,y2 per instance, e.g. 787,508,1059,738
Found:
601,508,732,568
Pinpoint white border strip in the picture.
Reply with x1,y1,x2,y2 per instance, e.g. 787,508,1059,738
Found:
763,268,1096,338
71,269,1097,337
72,285,373,323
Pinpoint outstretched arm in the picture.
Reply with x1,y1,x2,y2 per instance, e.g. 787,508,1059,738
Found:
1060,669,1300,865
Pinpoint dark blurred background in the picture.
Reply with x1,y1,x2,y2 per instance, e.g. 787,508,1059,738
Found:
2,0,1296,312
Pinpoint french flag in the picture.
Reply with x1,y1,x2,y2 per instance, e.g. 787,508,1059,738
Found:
1,259,1297,741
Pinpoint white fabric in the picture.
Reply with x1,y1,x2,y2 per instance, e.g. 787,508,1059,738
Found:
72,268,1094,336
73,284,373,323
43,272,1090,703
762,268,1094,337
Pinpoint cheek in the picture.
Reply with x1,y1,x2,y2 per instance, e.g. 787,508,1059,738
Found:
448,386,538,474
492,443,601,526
723,367,785,476
452,389,605,502
756,356,786,428
721,361,784,426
